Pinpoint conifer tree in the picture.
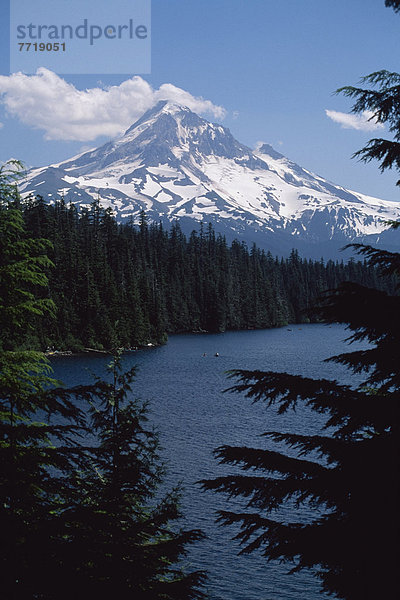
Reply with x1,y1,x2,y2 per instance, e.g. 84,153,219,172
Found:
0,161,85,598
201,271,400,599
51,353,206,600
20,195,395,349
1,163,206,599
201,5,400,595
385,0,400,14
0,162,55,350
202,251,400,600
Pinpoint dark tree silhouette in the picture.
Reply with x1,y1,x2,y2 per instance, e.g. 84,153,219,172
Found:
338,70,400,184
202,259,400,599
0,161,84,598
1,164,206,600
41,354,207,600
385,0,400,13
201,4,400,596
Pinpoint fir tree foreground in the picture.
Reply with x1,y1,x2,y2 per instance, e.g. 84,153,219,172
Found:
201,257,399,598
201,5,400,597
47,353,207,600
0,162,206,599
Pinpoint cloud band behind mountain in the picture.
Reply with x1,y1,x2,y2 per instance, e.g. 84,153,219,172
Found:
0,68,226,141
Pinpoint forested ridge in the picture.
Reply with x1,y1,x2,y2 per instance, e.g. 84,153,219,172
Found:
17,196,396,351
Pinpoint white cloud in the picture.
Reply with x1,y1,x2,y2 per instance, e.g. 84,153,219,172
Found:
0,68,226,142
325,109,384,132
0,122,3,129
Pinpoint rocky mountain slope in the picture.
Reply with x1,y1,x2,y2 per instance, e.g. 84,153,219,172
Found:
20,100,400,258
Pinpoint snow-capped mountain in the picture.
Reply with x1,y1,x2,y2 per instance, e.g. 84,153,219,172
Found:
20,100,400,258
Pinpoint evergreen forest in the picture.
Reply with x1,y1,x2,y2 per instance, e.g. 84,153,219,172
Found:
0,162,207,599
14,195,396,352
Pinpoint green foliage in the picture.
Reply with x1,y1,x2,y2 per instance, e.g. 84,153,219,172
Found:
21,198,393,351
337,69,400,184
201,236,400,599
46,353,207,599
1,164,206,599
0,163,55,350
202,20,400,596
0,161,85,599
1,355,206,599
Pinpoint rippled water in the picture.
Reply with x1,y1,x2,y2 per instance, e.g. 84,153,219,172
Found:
51,324,366,600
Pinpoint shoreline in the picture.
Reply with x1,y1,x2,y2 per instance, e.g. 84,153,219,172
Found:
45,341,160,359
44,321,322,358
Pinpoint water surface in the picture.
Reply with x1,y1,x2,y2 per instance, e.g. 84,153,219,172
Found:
51,324,365,600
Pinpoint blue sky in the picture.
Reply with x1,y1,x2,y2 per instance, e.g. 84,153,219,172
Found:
0,0,399,201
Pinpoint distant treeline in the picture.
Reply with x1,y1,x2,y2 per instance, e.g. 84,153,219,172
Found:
20,197,395,351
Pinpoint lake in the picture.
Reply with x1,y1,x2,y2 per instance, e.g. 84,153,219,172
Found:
50,323,365,600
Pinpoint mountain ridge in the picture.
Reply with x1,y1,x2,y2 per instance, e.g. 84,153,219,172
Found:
19,100,400,258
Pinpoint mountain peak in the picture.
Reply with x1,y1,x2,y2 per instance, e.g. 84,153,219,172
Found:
256,143,284,161
20,101,400,259
123,100,194,137
154,99,191,115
